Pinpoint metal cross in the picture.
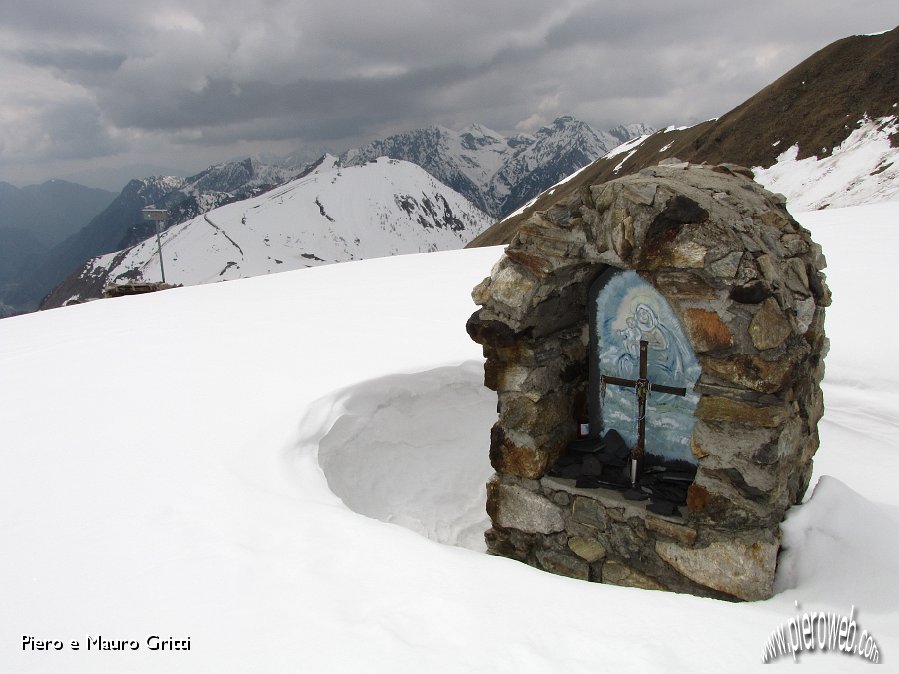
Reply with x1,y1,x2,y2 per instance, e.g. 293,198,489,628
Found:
600,340,686,486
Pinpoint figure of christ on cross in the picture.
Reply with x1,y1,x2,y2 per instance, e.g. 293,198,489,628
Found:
600,340,686,487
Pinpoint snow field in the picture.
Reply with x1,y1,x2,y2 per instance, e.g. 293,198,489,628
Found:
1,201,898,671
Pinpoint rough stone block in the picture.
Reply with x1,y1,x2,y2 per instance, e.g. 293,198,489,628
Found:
642,240,708,269
749,297,791,350
567,536,607,562
500,392,568,436
795,297,816,334
491,261,539,317
494,364,530,393
686,473,773,528
536,549,590,580
655,537,778,601
489,483,565,535
785,257,810,295
604,520,649,559
609,207,635,261
602,560,667,591
620,182,658,206
504,248,555,278
645,515,698,546
683,308,734,351
695,397,787,428
699,354,794,394
489,424,559,479
707,251,743,277
651,271,719,300
780,234,810,256
471,276,492,306
550,490,571,507
571,496,609,529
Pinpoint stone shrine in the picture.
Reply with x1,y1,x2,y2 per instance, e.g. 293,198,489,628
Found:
467,160,830,600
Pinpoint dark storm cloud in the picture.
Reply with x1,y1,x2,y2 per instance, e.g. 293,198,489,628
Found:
36,99,124,160
101,62,489,133
0,0,897,186
0,0,139,38
18,48,127,74
97,35,543,138
545,1,698,47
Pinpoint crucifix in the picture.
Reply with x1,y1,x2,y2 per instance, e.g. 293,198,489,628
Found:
600,340,686,487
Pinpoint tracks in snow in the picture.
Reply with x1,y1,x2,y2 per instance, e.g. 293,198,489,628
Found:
204,215,245,258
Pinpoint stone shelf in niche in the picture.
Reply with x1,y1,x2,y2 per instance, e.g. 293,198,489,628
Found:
540,476,688,524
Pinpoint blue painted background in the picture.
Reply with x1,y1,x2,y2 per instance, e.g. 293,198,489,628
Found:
594,270,700,465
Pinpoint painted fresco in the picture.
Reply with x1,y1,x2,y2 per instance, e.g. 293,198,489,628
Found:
593,270,700,466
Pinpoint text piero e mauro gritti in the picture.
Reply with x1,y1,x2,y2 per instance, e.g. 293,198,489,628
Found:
22,634,191,651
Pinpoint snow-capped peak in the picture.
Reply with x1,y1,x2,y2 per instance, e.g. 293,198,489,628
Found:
53,158,493,306
341,116,652,217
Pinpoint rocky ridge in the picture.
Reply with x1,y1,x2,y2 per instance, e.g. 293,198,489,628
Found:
470,26,899,246
341,117,652,218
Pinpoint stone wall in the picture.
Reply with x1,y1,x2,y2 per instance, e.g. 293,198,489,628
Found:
467,160,830,600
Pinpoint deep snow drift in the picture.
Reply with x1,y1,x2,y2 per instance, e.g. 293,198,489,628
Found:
1,202,898,672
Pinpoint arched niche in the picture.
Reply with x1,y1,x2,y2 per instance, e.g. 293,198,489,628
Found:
588,269,701,470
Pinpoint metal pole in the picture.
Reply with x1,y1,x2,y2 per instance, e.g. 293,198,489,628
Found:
155,219,166,284
143,207,169,285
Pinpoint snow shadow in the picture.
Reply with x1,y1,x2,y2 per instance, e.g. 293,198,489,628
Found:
312,362,496,551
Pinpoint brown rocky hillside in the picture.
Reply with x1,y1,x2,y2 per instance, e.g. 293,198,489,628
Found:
469,25,899,247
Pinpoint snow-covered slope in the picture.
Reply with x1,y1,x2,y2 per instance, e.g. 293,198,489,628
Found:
341,124,510,211
1,200,897,672
753,113,899,211
472,27,899,247
479,111,899,234
14,157,304,313
598,112,899,213
56,157,492,304
342,117,652,217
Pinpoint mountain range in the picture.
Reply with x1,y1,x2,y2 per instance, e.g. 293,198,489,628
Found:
42,157,494,307
15,16,899,317
0,180,116,247
470,26,899,246
341,117,652,218
1,158,302,316
3,116,645,315
0,180,116,316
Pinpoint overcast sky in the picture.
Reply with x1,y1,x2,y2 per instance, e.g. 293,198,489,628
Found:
0,1,895,190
